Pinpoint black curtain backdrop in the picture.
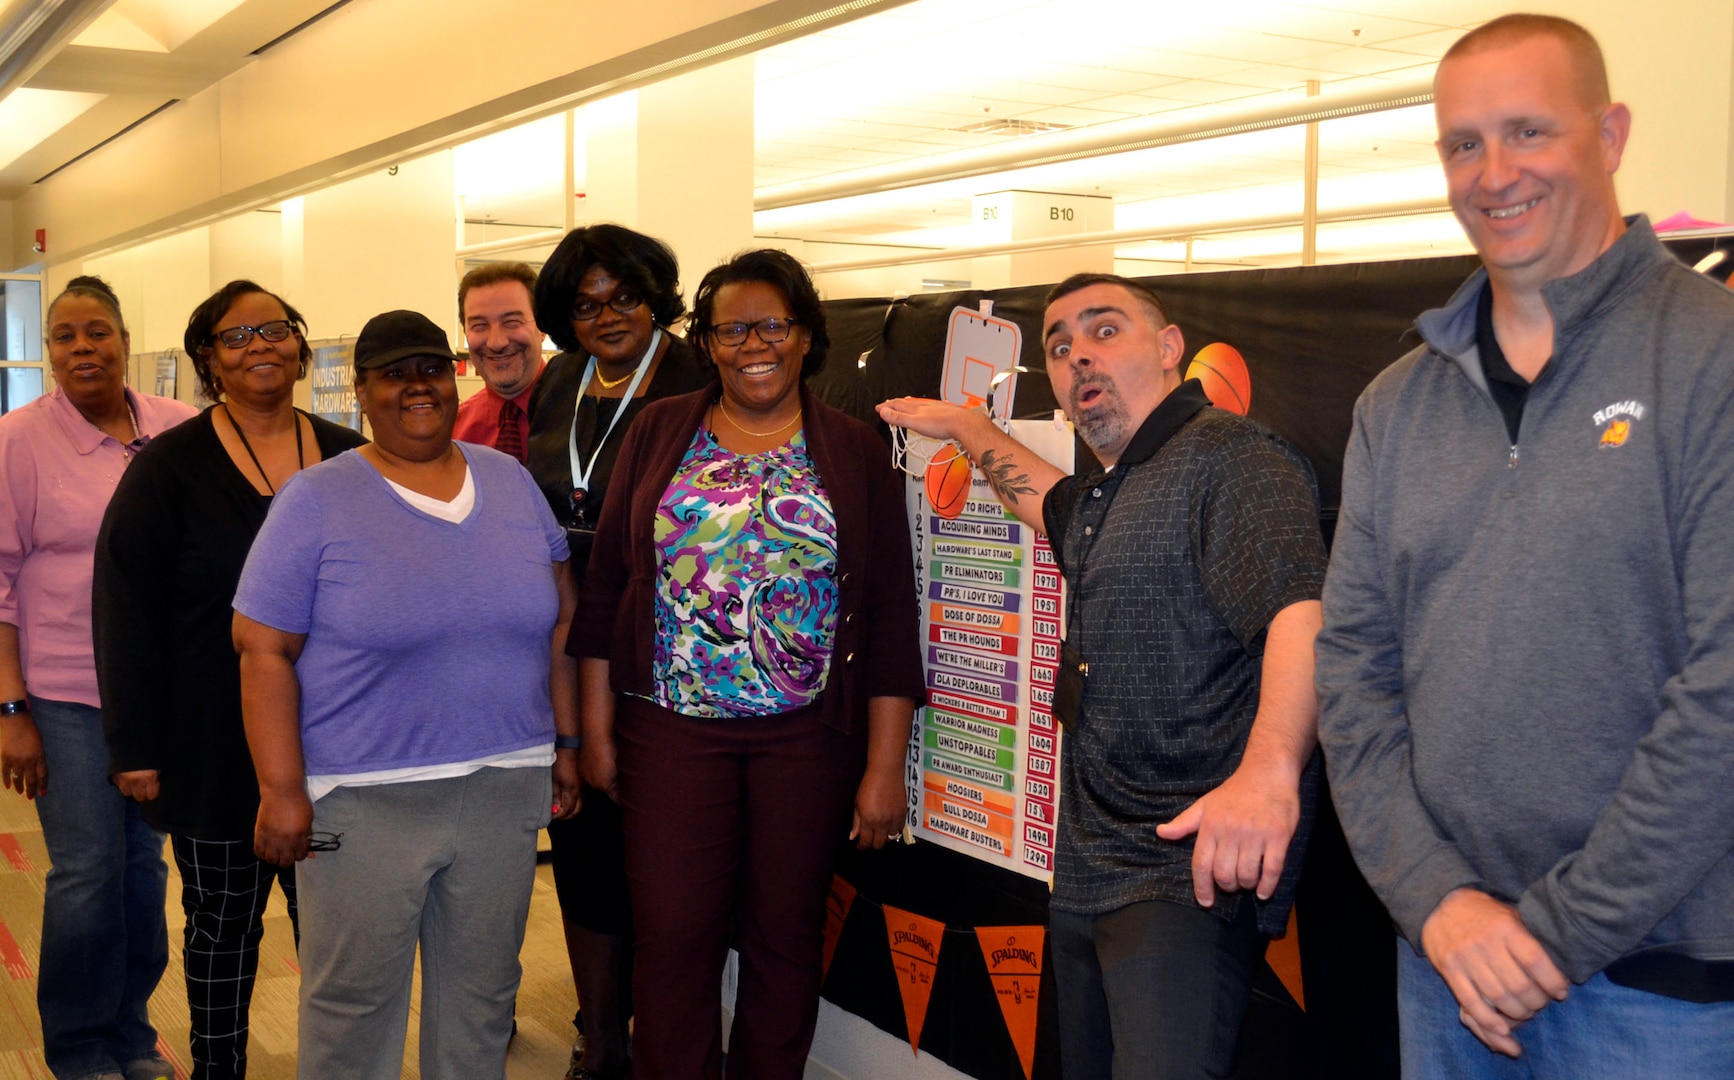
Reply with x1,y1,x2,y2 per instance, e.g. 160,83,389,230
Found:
805,235,1723,1080
807,255,1485,534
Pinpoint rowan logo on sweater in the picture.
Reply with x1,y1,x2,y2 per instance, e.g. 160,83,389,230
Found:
1593,400,1644,448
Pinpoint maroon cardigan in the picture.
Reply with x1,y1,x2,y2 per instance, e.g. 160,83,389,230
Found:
571,381,925,733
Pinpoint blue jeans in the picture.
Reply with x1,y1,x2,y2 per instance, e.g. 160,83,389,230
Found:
30,696,170,1080
1399,938,1734,1078
1051,898,1265,1080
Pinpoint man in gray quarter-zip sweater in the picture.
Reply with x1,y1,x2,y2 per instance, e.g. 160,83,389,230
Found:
1316,13,1734,1077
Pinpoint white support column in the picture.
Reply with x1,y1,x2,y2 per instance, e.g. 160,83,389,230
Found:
564,109,578,235
296,151,458,343
970,190,1114,291
1302,80,1319,267
583,56,755,291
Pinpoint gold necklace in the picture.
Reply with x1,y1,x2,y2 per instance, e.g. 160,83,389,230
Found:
593,364,636,390
716,398,800,439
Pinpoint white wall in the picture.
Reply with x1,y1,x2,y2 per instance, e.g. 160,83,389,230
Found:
0,200,13,273
584,58,757,287
83,227,213,355
1584,0,1734,222
636,57,756,282
210,210,285,298
1728,11,1734,222
296,151,458,343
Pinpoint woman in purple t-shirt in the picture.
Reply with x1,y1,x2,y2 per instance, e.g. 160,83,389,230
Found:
234,309,581,1080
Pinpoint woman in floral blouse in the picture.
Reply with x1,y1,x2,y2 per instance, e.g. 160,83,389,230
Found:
571,248,923,1080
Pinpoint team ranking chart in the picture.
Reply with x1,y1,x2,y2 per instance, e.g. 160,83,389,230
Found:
906,472,1064,881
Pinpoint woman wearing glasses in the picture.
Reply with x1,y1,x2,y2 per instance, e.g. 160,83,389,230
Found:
92,280,365,1079
572,249,923,1080
525,224,706,1080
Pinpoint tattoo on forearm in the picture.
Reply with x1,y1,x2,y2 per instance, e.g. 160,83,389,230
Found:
978,449,1038,506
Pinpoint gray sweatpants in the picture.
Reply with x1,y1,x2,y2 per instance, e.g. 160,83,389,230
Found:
293,766,550,1080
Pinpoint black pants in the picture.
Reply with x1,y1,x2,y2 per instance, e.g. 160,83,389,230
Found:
171,836,298,1080
616,697,865,1080
1051,898,1264,1080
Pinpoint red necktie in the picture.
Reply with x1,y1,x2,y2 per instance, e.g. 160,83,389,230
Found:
496,398,526,463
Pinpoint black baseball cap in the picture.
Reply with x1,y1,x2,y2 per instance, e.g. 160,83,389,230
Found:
353,309,457,372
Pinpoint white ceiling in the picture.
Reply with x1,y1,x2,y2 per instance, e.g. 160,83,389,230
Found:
4,0,1506,268
744,0,1501,264
0,0,340,197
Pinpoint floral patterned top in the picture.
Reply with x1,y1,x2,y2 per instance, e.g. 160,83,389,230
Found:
650,425,839,717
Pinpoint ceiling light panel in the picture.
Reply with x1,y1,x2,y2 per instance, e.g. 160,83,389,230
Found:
753,0,1475,193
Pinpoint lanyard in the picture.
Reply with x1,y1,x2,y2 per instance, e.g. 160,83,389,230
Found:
568,327,662,500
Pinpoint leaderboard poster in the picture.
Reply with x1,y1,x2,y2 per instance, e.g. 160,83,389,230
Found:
903,304,1074,881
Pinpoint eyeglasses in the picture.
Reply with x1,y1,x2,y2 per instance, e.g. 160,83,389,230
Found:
214,320,295,349
710,317,798,346
572,288,644,322
307,831,343,852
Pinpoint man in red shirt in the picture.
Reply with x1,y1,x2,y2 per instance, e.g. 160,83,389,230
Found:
453,262,544,462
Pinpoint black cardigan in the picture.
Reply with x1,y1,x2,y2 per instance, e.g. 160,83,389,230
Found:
93,408,367,839
570,382,926,734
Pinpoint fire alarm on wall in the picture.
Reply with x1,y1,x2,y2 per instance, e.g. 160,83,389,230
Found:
33,228,46,254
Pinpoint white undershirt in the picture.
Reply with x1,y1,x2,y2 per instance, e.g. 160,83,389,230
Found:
307,745,553,802
383,465,476,522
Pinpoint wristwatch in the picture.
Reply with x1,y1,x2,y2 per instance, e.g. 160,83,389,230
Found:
0,700,29,717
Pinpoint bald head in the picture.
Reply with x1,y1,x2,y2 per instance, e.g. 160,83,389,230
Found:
1440,14,1610,112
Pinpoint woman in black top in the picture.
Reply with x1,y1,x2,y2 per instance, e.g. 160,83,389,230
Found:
526,225,707,1080
93,280,366,1080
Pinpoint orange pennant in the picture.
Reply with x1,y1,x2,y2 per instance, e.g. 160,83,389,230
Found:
883,904,946,1055
976,925,1045,1080
821,876,857,982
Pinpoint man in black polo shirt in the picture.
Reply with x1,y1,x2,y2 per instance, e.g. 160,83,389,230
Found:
879,273,1327,1079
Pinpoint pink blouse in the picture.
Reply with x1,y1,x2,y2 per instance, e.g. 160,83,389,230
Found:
0,387,196,705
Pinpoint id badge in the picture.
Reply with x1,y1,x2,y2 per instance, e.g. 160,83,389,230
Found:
1053,641,1087,732
566,494,598,568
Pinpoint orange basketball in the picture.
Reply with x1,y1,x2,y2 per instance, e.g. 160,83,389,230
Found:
1187,342,1252,416
925,452,972,519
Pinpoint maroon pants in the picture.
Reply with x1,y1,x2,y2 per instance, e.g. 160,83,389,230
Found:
616,697,866,1080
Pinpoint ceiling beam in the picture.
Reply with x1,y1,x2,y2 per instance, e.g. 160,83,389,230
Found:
25,44,237,96
13,0,920,267
756,78,1435,211
0,91,168,194
807,197,1450,273
0,0,114,100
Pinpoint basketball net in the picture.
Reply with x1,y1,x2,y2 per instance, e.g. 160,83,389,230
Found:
889,366,1036,479
891,426,965,480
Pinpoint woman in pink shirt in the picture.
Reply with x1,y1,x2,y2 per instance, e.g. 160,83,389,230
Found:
0,276,195,1080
